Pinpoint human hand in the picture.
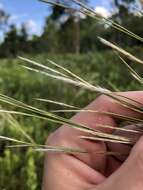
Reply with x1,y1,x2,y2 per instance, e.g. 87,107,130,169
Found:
42,91,143,190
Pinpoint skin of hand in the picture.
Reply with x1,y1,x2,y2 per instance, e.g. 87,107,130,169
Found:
42,91,143,190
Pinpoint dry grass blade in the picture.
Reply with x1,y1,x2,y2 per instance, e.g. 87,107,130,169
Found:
51,109,143,123
5,107,141,146
20,57,143,116
0,135,31,145
82,129,132,142
109,94,143,116
40,0,77,11
1,112,35,144
47,59,91,85
80,136,133,145
20,57,111,94
34,147,86,153
133,5,143,16
0,95,110,136
118,55,143,84
99,37,143,65
1,136,86,153
1,94,142,146
20,56,91,86
19,57,143,122
35,149,128,156
36,98,79,109
97,124,142,134
19,56,69,78
1,123,130,155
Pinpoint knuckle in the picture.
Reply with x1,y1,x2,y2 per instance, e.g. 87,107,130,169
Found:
45,132,55,145
94,94,112,112
45,127,69,147
45,128,61,145
96,94,111,105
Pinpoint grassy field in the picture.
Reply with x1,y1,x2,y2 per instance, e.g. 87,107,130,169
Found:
0,50,143,189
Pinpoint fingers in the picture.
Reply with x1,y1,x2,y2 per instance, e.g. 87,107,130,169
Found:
97,136,143,190
105,124,142,176
71,91,143,133
47,92,143,169
108,125,142,162
43,91,143,190
43,151,106,190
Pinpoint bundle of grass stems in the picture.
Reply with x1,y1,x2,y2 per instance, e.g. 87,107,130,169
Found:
0,0,143,157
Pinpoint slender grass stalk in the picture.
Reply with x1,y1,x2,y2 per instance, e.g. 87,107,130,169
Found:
98,37,143,65
0,135,86,153
20,57,143,113
1,112,35,144
36,98,79,109
80,136,133,144
117,55,143,84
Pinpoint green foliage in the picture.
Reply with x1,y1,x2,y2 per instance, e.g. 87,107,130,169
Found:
0,25,19,57
110,0,143,46
24,149,38,190
0,24,29,58
0,50,142,189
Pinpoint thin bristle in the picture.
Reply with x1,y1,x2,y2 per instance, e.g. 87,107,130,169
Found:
80,136,133,145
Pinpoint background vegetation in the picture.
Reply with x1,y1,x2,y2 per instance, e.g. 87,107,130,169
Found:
0,0,143,189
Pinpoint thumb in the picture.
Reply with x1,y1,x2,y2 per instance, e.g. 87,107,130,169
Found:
100,136,143,190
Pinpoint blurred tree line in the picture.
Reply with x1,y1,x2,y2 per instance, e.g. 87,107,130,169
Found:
0,0,143,58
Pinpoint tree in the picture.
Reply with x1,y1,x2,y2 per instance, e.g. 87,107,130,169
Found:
0,23,32,57
80,17,107,52
0,24,19,57
109,0,143,46
42,0,89,54
18,24,29,53
42,19,59,53
113,0,136,26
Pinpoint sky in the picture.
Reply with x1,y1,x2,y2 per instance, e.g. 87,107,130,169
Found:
0,0,112,39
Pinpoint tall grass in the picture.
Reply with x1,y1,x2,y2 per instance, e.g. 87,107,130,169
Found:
0,0,143,156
